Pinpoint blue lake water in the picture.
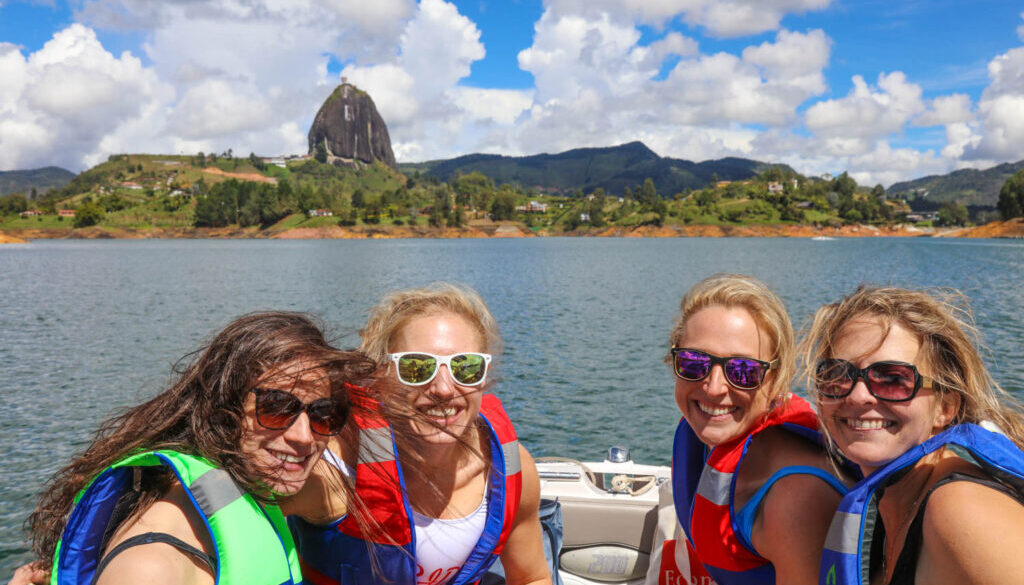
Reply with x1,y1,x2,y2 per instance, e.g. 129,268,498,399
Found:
2,236,1023,573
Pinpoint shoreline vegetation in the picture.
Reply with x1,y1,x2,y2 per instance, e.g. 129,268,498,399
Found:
3,152,1024,244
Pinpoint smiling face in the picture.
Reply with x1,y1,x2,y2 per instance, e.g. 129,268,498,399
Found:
239,361,333,495
390,312,485,446
674,304,774,447
819,315,955,475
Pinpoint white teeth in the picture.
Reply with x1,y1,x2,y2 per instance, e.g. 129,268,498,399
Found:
697,402,736,416
845,418,893,430
425,407,458,418
272,451,308,464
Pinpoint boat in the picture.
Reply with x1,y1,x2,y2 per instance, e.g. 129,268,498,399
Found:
810,236,835,241
536,447,671,585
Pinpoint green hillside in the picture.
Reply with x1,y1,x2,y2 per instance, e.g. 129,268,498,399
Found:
0,166,76,196
399,142,792,197
888,160,1024,206
1,148,989,234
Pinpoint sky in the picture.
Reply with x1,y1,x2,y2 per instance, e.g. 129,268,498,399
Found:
1,1,1023,188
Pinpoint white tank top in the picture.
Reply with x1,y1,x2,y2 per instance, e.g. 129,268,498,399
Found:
324,449,488,585
412,494,488,585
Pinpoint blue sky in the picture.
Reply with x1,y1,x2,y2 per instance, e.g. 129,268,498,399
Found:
1,0,1023,187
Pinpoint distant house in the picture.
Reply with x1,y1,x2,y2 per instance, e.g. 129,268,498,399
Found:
579,212,590,223
767,182,783,194
906,211,939,222
796,201,812,208
120,181,143,190
308,209,334,217
263,157,287,168
20,209,42,217
58,209,76,218
515,200,548,213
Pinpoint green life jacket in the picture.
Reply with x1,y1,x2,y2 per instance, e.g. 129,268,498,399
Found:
50,449,303,585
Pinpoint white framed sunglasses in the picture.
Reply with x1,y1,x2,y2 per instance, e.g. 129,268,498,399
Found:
388,352,492,387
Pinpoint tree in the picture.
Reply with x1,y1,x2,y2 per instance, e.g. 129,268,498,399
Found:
833,172,857,198
351,189,365,209
314,140,328,163
0,193,29,215
937,202,969,227
449,204,465,227
454,172,494,208
73,203,105,228
998,170,1024,220
761,167,783,182
639,178,658,206
490,189,516,220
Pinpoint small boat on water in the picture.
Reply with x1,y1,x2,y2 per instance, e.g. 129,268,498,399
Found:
536,447,670,585
810,236,835,241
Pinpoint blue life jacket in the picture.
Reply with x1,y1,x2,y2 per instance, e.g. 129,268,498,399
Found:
289,395,522,585
819,423,1024,585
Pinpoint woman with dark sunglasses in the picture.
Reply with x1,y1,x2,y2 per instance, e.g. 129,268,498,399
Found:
288,283,552,585
15,312,373,585
802,286,1024,585
656,274,852,585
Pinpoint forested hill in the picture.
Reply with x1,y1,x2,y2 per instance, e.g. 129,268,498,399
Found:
888,160,1024,207
399,141,791,197
0,167,76,196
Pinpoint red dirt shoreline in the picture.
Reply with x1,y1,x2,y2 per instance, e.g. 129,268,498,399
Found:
3,218,1023,242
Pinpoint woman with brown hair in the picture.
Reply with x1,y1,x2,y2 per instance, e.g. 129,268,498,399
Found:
804,286,1024,585
288,282,552,585
16,311,373,585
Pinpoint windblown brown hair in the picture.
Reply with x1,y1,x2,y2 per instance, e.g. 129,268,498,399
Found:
799,285,1024,452
27,311,377,567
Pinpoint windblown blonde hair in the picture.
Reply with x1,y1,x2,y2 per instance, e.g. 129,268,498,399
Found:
667,273,796,407
799,285,1024,450
359,282,502,364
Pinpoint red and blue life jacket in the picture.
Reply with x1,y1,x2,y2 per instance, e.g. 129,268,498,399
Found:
290,393,522,585
672,395,846,585
818,423,1024,585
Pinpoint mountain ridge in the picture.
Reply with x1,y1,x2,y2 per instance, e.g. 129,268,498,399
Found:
399,141,792,197
888,160,1024,207
0,166,76,196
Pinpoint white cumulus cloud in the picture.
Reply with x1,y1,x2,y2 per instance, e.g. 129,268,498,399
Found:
0,24,171,171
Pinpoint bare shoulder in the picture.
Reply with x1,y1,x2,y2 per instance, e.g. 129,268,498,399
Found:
738,425,850,500
517,445,540,514
94,542,210,585
754,472,845,585
924,480,1024,555
916,480,1024,584
750,425,834,468
96,484,215,585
